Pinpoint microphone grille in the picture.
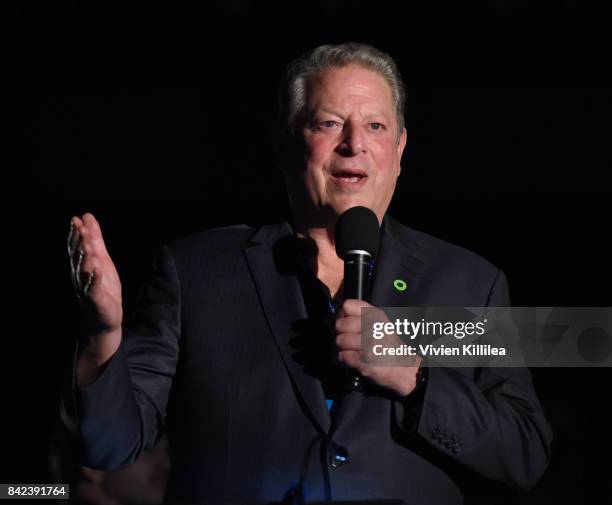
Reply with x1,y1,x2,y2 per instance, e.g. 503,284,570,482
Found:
335,206,381,260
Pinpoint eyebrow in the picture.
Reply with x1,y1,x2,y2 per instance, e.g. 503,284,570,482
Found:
311,108,344,118
312,108,389,121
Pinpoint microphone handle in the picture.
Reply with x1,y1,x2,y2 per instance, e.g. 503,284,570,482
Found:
343,253,371,300
342,253,371,392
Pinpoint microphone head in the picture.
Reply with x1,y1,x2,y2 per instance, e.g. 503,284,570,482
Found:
335,206,381,260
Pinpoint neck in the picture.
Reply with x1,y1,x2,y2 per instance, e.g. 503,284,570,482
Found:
294,221,345,299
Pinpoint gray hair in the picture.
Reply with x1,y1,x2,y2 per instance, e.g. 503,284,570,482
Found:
275,42,406,148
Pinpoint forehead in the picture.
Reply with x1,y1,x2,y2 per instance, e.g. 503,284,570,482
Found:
305,64,394,114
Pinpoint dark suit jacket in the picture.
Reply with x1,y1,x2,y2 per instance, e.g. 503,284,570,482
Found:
62,215,552,504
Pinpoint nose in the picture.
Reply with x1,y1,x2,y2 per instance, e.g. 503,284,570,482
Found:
337,122,366,156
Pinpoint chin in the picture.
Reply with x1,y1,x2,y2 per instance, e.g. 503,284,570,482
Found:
331,200,374,216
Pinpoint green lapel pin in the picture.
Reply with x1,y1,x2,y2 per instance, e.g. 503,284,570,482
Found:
393,279,407,292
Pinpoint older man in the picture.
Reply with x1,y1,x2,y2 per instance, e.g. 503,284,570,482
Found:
64,43,552,504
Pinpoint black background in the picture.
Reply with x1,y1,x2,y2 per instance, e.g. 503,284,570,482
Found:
1,4,611,503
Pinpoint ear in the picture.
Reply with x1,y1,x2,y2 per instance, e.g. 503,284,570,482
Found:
396,127,407,176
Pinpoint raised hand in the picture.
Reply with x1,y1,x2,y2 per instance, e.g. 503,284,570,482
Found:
67,213,123,384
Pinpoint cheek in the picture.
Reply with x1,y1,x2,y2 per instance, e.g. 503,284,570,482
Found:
386,140,403,172
372,144,400,176
305,136,335,164
303,144,334,187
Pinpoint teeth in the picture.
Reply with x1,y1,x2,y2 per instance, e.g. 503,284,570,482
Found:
337,175,362,182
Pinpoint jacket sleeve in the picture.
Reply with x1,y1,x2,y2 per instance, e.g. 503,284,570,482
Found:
398,269,553,491
60,245,181,470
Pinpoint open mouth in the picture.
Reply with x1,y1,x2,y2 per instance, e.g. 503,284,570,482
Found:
331,169,367,183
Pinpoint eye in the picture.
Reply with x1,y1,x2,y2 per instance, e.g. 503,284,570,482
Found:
370,122,384,130
321,120,338,128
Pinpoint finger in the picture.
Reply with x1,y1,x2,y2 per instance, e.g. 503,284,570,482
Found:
69,235,84,274
69,246,86,301
76,237,97,281
67,219,74,255
77,226,98,265
74,226,104,295
78,254,101,300
69,223,94,280
335,332,361,352
70,243,87,287
68,217,83,257
79,241,101,278
82,213,109,255
335,315,361,335
339,299,372,317
75,247,85,288
68,216,96,301
87,266,109,301
337,350,361,369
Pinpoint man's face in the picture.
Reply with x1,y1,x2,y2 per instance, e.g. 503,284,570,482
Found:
286,64,407,225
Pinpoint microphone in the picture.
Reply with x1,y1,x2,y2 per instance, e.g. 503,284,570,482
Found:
335,206,380,300
335,206,380,391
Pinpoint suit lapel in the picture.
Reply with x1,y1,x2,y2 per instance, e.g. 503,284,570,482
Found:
370,215,427,308
244,224,331,433
242,217,426,438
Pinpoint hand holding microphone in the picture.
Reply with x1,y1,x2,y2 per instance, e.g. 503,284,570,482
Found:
333,206,422,397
